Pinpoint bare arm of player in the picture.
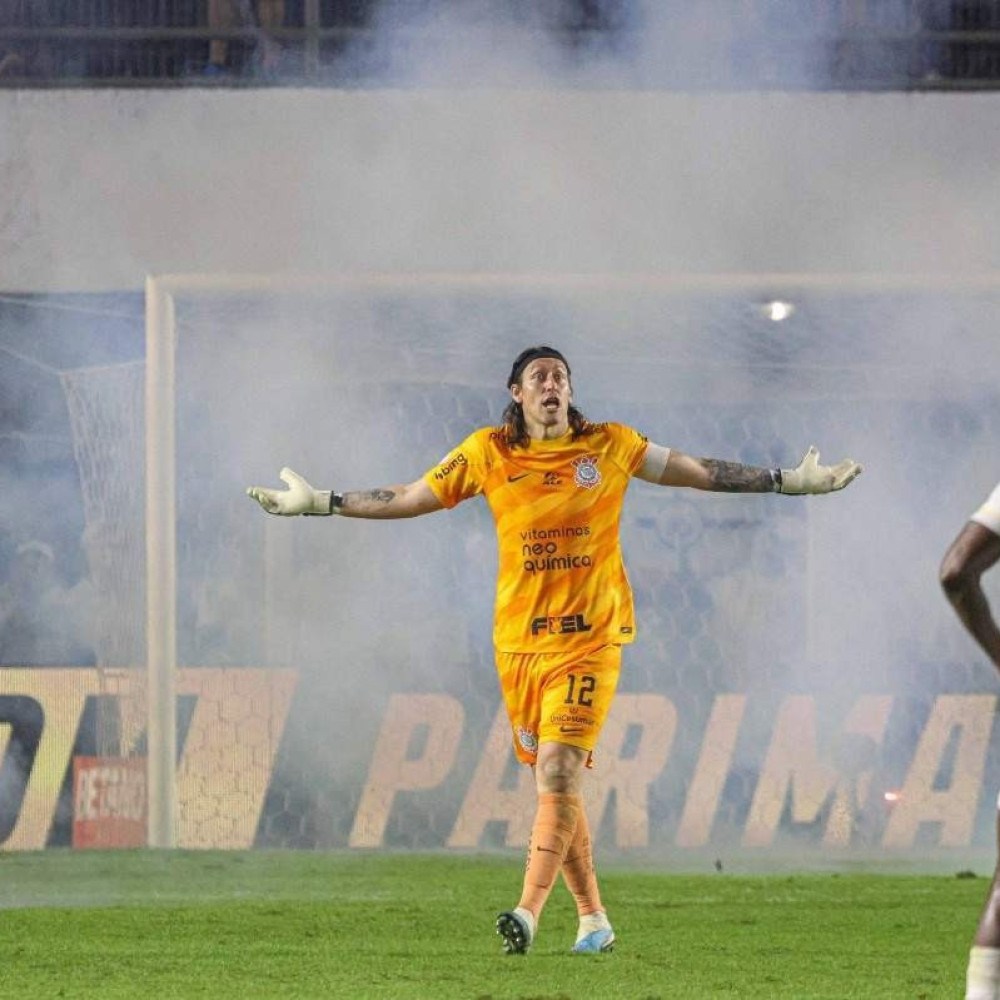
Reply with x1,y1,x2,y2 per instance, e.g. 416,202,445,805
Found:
247,467,444,519
634,443,862,494
940,521,1000,673
651,448,776,492
334,480,444,519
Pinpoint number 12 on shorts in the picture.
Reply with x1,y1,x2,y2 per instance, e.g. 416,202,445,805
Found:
564,673,595,707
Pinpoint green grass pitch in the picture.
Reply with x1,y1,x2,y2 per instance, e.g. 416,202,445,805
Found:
0,850,988,998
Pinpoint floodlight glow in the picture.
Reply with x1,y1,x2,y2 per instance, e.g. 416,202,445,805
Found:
761,300,795,322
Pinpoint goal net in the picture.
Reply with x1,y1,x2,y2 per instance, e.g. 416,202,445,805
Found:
59,272,1000,860
59,362,146,755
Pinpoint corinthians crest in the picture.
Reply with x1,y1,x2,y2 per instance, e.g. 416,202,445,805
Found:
517,727,539,754
572,455,601,489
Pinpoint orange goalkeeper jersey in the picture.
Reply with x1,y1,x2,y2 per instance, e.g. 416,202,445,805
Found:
424,422,649,653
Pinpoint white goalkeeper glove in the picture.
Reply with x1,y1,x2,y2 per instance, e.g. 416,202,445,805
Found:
779,446,862,495
246,467,336,516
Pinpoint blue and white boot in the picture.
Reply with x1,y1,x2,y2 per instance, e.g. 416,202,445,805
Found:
572,911,615,953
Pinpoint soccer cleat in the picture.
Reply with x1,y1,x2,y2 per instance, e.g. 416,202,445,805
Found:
496,908,534,955
572,912,615,954
571,926,615,954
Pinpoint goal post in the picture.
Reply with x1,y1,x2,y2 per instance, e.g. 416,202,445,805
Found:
145,275,178,849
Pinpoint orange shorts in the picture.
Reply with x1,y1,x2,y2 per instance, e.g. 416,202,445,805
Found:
495,642,622,765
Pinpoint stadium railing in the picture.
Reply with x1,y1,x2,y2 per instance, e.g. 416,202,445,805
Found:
2,5,1000,90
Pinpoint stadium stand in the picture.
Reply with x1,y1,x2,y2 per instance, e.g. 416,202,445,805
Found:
1,1,1000,89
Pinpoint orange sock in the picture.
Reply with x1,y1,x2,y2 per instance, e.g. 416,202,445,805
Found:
518,792,581,920
561,806,603,917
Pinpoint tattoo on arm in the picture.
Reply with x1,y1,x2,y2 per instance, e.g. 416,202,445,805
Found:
700,459,774,493
341,489,397,512
333,481,440,519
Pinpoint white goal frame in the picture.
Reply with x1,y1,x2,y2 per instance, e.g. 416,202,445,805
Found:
144,269,1000,848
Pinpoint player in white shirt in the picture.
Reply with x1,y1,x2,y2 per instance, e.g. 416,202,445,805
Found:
941,482,1000,1000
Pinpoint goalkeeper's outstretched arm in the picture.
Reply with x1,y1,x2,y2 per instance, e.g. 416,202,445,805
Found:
635,444,862,495
247,467,444,519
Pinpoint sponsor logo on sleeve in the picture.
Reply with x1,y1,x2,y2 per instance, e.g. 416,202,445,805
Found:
434,453,467,480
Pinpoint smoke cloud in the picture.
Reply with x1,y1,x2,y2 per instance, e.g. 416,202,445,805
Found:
0,3,998,864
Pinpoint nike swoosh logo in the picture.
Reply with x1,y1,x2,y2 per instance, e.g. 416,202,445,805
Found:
507,473,530,482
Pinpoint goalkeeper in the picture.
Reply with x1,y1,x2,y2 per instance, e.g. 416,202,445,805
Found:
247,345,862,957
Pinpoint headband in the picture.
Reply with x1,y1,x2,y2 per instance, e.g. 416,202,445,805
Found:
506,346,571,388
